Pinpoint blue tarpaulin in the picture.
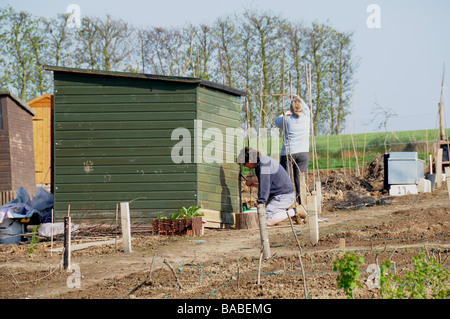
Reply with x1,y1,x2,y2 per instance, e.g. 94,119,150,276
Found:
0,187,54,224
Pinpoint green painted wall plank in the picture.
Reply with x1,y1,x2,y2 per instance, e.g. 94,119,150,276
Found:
55,129,181,140
54,120,194,131
55,182,197,193
53,164,196,175
54,111,194,122
55,94,196,104
54,103,196,113
54,155,181,165
56,173,197,184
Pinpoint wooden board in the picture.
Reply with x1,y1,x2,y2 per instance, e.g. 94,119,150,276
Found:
200,208,235,229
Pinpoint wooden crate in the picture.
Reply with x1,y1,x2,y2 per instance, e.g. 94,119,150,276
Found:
152,216,203,236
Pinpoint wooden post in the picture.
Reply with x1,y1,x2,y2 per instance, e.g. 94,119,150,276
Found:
445,167,450,199
438,64,446,140
300,172,307,206
339,238,346,252
307,195,319,245
235,211,258,229
315,180,322,217
120,202,132,253
63,216,71,270
50,209,54,257
436,148,443,189
257,204,271,259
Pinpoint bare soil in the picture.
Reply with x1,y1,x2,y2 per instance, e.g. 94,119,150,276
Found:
1,176,449,301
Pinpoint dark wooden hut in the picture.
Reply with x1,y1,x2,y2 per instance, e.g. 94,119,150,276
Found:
0,90,36,204
44,66,246,225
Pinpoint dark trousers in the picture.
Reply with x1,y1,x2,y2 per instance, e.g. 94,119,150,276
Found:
280,152,309,204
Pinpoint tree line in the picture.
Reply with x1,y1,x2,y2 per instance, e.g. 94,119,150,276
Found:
0,5,357,135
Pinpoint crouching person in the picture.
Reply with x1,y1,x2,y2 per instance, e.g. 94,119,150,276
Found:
238,147,299,226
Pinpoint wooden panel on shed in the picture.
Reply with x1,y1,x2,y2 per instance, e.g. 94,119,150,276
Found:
196,86,242,221
28,94,53,186
0,96,12,192
0,91,36,196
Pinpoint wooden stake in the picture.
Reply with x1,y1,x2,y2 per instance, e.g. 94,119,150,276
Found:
445,167,450,199
237,261,240,290
115,203,119,250
164,259,182,290
436,148,443,188
362,132,367,177
429,154,433,174
350,131,360,177
300,172,307,207
315,180,322,217
50,209,54,257
286,211,308,299
63,216,71,270
339,238,346,251
148,253,156,282
257,249,263,284
257,204,271,259
338,135,346,174
307,195,319,245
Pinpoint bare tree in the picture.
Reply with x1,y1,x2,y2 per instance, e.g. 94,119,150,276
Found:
213,15,239,87
43,13,73,67
95,14,134,71
74,16,100,69
329,30,357,135
0,6,45,100
242,9,286,126
305,22,334,135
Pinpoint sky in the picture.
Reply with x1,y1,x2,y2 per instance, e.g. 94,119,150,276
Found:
2,0,449,135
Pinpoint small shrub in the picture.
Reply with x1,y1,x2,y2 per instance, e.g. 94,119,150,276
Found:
380,253,450,299
333,253,364,299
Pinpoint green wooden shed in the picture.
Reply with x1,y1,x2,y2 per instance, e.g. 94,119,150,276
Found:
44,66,246,225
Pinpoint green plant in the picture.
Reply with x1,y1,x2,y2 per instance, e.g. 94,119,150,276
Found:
333,253,364,299
27,225,40,254
157,205,203,220
178,205,203,218
380,253,450,299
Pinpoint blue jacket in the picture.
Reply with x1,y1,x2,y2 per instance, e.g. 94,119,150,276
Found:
275,98,310,155
255,156,295,204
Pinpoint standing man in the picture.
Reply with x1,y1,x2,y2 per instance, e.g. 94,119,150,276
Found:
238,147,306,226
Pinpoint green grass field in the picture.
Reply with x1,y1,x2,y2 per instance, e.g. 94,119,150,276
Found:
310,128,450,170
243,128,449,172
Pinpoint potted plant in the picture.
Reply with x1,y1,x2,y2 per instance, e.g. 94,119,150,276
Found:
153,205,205,236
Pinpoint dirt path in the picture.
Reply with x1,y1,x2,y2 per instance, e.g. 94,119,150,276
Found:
0,189,449,299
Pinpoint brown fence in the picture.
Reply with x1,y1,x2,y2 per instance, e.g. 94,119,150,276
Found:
0,191,14,206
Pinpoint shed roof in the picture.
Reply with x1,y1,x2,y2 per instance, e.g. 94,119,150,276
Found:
0,89,36,116
43,65,247,97
27,93,53,105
